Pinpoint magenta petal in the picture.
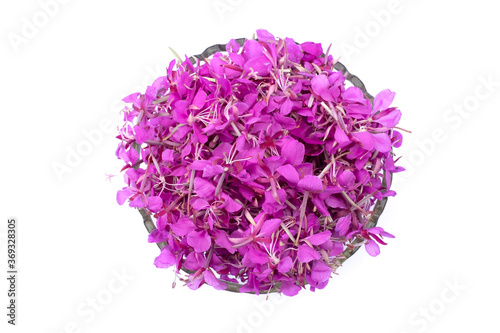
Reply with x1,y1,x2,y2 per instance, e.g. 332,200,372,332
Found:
373,89,396,112
221,193,243,213
297,175,323,193
285,37,303,62
192,89,207,109
280,97,294,116
202,165,224,178
306,274,329,291
259,218,282,237
133,126,153,145
117,188,133,205
183,251,206,271
301,41,323,56
256,29,275,42
122,92,140,108
187,230,212,252
352,131,375,151
161,149,175,163
264,155,286,174
280,281,301,296
243,39,264,60
192,199,210,211
170,217,196,236
245,55,272,76
311,260,331,283
148,228,168,243
311,75,329,95
194,177,215,200
204,269,227,290
372,133,392,153
334,126,351,148
263,189,286,214
281,139,305,165
172,100,189,124
147,196,163,212
365,240,380,257
191,160,212,170
392,130,403,148
277,164,300,184
297,244,321,263
330,241,344,256
278,257,293,273
375,109,401,127
335,214,351,236
338,170,356,189
214,230,236,254
368,227,395,238
306,231,332,245
242,248,268,267
325,195,347,209
187,274,204,290
154,247,176,268
129,195,146,208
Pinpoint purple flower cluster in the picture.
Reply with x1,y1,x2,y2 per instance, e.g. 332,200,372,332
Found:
115,29,404,296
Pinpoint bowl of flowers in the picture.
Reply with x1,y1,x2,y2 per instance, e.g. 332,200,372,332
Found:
115,29,404,296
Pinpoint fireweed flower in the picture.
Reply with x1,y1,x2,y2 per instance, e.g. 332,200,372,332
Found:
115,29,405,295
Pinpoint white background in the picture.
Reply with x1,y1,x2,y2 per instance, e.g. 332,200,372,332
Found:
1,0,499,332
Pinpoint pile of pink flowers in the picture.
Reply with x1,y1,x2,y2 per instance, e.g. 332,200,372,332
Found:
115,29,404,296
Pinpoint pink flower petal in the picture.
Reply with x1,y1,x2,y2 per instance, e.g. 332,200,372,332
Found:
161,149,175,163
353,131,375,151
129,195,146,208
281,139,305,165
192,89,207,110
373,89,396,112
187,230,212,252
301,41,323,56
325,195,347,209
334,126,351,148
221,193,243,213
263,189,286,214
310,260,331,283
335,214,351,236
242,248,269,267
147,196,163,212
280,281,301,296
202,165,224,178
306,231,332,246
256,29,275,42
372,133,392,153
204,269,227,291
170,217,195,236
297,175,323,193
392,130,403,148
194,177,215,200
374,108,401,127
192,199,210,211
277,164,300,184
117,188,133,205
280,97,294,116
365,240,380,257
338,170,356,189
330,241,344,256
297,244,321,263
259,219,282,237
214,230,236,254
183,251,206,271
154,247,176,268
244,55,272,76
278,257,293,273
311,74,329,96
